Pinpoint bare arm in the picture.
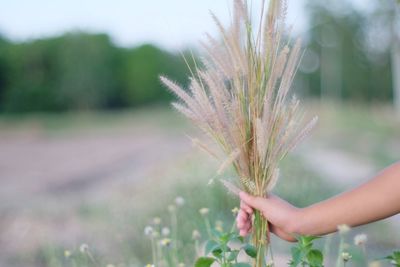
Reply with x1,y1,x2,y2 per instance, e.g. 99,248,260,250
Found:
237,162,400,241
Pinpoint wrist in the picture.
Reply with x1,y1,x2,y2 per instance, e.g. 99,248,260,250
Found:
285,207,307,236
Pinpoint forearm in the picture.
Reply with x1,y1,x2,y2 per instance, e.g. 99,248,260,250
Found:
294,162,400,236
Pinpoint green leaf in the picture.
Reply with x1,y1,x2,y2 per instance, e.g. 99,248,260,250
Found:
243,244,257,258
205,240,219,255
227,250,239,261
232,263,252,267
290,247,302,267
299,236,320,246
307,249,324,267
194,257,215,267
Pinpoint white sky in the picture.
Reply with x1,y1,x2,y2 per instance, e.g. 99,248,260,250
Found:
0,0,307,50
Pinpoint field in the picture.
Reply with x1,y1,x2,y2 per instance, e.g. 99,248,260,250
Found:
0,102,399,267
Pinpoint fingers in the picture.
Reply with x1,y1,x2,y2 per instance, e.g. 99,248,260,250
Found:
239,191,266,211
240,200,253,214
236,210,252,236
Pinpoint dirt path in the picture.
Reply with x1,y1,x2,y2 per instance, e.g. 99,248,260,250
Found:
0,123,192,265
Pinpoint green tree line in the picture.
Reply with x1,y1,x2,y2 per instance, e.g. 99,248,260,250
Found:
0,32,191,112
0,2,396,113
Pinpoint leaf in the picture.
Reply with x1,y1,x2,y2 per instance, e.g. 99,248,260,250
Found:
243,244,257,258
307,249,324,267
299,236,320,246
289,247,302,267
194,257,215,267
205,240,220,255
227,250,239,261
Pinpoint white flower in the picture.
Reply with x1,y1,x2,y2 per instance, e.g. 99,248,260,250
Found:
178,263,185,267
368,261,381,267
145,264,155,267
199,208,209,216
266,260,274,267
79,243,89,253
354,233,367,246
153,217,161,225
207,179,214,185
160,238,172,247
337,224,351,234
144,226,154,236
231,207,239,215
64,250,71,258
175,196,185,206
342,252,352,262
168,204,176,213
162,227,170,236
215,220,223,232
192,229,201,240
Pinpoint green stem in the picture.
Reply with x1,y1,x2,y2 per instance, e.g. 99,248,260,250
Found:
252,210,269,267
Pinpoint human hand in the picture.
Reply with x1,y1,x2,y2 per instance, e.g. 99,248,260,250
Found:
236,191,300,242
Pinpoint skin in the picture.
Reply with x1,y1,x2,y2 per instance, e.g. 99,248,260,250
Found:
236,161,400,242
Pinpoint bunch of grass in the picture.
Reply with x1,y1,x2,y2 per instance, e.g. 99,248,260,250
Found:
161,0,317,266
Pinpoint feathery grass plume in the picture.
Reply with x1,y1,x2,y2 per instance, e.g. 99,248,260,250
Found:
160,0,317,265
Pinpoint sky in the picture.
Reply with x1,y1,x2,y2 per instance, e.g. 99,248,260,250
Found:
0,0,307,50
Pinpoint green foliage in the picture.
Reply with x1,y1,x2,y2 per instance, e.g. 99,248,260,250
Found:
380,251,400,266
298,1,394,103
289,236,324,267
0,32,191,112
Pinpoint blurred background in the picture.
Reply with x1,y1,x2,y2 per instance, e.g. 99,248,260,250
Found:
0,0,399,266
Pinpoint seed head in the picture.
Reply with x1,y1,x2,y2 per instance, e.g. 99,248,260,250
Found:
231,207,239,215
168,204,176,213
215,220,223,232
162,227,170,236
175,196,185,206
152,217,161,225
192,229,201,240
354,233,367,246
342,252,352,262
144,226,153,236
368,261,381,267
199,208,209,216
337,224,351,234
64,250,71,258
160,238,172,247
79,244,89,253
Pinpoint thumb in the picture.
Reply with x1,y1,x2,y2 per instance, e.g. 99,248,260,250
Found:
239,191,266,211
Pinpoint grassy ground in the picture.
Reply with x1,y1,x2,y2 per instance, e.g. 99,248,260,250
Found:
0,101,399,267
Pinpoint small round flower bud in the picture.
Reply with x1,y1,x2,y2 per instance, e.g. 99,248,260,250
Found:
354,233,367,246
192,229,201,240
199,208,209,216
79,244,89,253
160,238,172,247
175,196,185,206
64,250,71,258
162,227,170,236
342,252,352,262
152,217,161,225
168,204,176,213
337,224,351,234
231,207,239,215
144,226,153,236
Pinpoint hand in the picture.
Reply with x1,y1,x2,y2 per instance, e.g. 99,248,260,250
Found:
236,191,300,242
